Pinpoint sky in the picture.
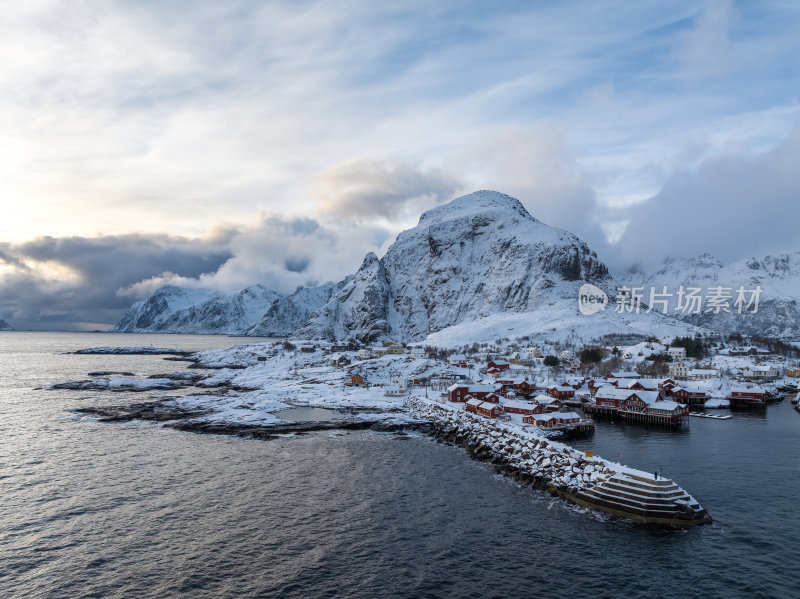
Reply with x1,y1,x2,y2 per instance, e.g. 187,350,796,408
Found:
1,0,799,329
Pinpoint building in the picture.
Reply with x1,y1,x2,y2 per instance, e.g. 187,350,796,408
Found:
524,347,543,359
487,360,510,372
523,411,583,428
476,402,502,418
671,386,710,405
500,398,541,415
669,362,690,379
786,368,800,378
531,394,563,412
384,376,408,396
331,341,358,352
742,365,779,380
346,373,366,387
329,354,351,368
357,349,373,360
667,347,687,361
464,398,483,413
449,354,470,368
447,383,502,403
300,344,316,353
728,386,766,409
621,378,661,391
608,371,640,380
545,385,575,400
688,368,717,381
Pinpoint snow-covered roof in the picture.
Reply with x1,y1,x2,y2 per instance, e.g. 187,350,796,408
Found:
594,386,640,400
500,398,535,410
532,394,560,404
732,386,765,393
646,400,684,411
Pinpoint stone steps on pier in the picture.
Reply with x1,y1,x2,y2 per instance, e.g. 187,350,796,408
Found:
580,473,703,516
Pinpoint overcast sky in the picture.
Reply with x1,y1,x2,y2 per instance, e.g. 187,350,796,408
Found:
1,0,799,329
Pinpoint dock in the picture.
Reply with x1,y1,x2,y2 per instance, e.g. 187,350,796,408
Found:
689,413,731,420
582,404,688,428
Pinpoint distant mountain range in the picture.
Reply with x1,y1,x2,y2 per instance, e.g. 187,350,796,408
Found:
0,318,12,331
621,252,800,338
113,190,800,343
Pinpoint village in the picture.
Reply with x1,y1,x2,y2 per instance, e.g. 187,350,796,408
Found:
190,332,800,436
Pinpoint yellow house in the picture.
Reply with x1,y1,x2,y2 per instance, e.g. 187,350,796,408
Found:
786,368,800,378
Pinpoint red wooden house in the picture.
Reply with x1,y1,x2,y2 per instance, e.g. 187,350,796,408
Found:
546,385,575,400
487,360,510,372
447,383,501,403
671,387,709,404
501,399,541,415
476,402,502,418
464,398,483,413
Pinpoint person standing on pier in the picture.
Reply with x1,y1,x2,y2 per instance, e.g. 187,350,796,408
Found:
654,470,658,480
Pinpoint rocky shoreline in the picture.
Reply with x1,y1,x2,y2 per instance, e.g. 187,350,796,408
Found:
74,399,426,440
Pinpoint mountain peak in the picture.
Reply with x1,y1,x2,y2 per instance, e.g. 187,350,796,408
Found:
417,190,533,227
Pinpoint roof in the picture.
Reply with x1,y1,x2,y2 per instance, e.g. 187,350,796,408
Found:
466,398,483,407
532,394,560,404
594,386,640,400
732,386,765,393
646,400,684,411
500,398,535,410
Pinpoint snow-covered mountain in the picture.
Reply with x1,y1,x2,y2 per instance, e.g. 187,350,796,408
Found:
0,318,12,331
114,190,731,344
298,190,697,343
113,281,344,336
622,252,800,338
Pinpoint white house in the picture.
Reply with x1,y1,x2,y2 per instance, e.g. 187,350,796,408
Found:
524,347,543,359
687,368,717,381
667,347,687,361
357,349,373,360
669,362,690,379
743,365,779,379
385,376,409,396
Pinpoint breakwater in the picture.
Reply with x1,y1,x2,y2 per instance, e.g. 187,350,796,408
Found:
407,396,711,526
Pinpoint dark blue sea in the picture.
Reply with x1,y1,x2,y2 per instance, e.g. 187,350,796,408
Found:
1,332,799,598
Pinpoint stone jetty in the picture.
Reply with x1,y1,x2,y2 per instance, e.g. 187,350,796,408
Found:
407,395,711,527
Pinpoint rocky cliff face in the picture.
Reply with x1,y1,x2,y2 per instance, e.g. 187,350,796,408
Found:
246,280,349,337
298,190,615,341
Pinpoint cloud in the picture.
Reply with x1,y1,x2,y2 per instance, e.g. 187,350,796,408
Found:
314,159,461,223
0,233,232,327
679,0,732,78
451,122,613,257
612,125,800,270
